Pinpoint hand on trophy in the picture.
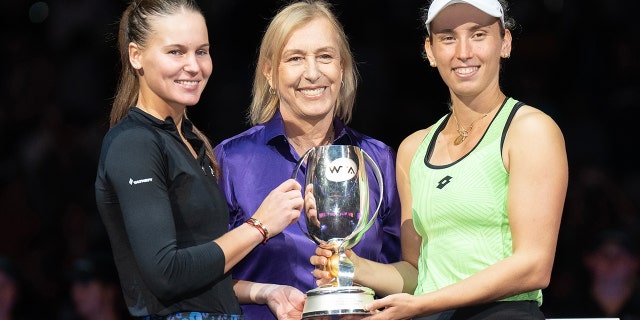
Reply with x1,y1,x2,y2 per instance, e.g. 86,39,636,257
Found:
310,245,334,287
304,184,321,229
311,245,355,287
252,178,304,239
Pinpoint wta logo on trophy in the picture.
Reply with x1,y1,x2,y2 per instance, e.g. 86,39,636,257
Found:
325,158,357,182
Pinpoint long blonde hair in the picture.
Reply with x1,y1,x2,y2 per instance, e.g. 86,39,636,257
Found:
248,0,359,126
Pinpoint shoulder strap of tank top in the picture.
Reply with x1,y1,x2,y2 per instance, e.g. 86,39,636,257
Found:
500,100,525,149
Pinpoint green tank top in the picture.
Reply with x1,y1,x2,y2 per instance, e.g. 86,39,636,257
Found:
410,97,542,305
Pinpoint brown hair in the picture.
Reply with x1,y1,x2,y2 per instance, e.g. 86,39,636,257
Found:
111,0,218,176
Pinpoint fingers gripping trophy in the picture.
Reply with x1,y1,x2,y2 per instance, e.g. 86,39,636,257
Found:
292,145,383,319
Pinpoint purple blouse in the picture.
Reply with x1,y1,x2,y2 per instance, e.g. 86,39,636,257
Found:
213,110,401,319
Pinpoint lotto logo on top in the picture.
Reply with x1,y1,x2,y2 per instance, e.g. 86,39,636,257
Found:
325,158,357,182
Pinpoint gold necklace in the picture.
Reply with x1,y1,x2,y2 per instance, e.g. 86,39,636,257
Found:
451,109,488,145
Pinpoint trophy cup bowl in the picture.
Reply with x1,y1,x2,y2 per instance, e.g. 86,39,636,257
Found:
292,145,383,319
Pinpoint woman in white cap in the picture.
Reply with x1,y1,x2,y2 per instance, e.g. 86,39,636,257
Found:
310,0,568,319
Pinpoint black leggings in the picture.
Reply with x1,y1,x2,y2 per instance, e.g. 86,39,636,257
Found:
414,301,545,320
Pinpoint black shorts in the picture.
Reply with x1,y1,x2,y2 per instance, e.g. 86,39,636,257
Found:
415,301,544,320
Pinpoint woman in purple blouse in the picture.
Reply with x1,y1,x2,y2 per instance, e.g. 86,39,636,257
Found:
213,1,401,319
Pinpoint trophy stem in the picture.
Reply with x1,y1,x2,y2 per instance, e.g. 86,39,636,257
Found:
337,246,354,287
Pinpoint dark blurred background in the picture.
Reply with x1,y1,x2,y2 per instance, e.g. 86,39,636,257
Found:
1,0,640,318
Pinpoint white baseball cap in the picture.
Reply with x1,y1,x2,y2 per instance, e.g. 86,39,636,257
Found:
425,0,504,34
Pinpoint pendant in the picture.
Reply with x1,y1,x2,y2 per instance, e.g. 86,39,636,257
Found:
454,135,465,145
454,130,467,145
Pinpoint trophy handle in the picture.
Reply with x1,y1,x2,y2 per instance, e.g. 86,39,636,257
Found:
291,147,318,244
340,149,384,250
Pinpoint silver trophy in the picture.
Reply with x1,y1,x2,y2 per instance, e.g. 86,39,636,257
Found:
292,145,383,319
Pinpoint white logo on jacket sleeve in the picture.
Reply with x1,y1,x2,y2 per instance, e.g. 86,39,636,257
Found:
129,177,153,185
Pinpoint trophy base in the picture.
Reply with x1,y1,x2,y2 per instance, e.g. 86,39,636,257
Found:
302,285,374,319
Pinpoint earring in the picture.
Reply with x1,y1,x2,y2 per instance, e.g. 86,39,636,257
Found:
429,61,436,67
502,53,510,58
132,66,144,76
268,87,275,95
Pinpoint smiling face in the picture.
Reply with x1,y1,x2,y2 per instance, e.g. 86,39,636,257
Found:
129,8,212,111
269,16,343,123
425,3,511,98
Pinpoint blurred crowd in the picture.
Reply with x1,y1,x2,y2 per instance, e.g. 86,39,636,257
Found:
1,0,639,318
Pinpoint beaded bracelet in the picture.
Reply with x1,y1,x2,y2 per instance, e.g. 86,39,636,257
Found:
245,217,269,245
